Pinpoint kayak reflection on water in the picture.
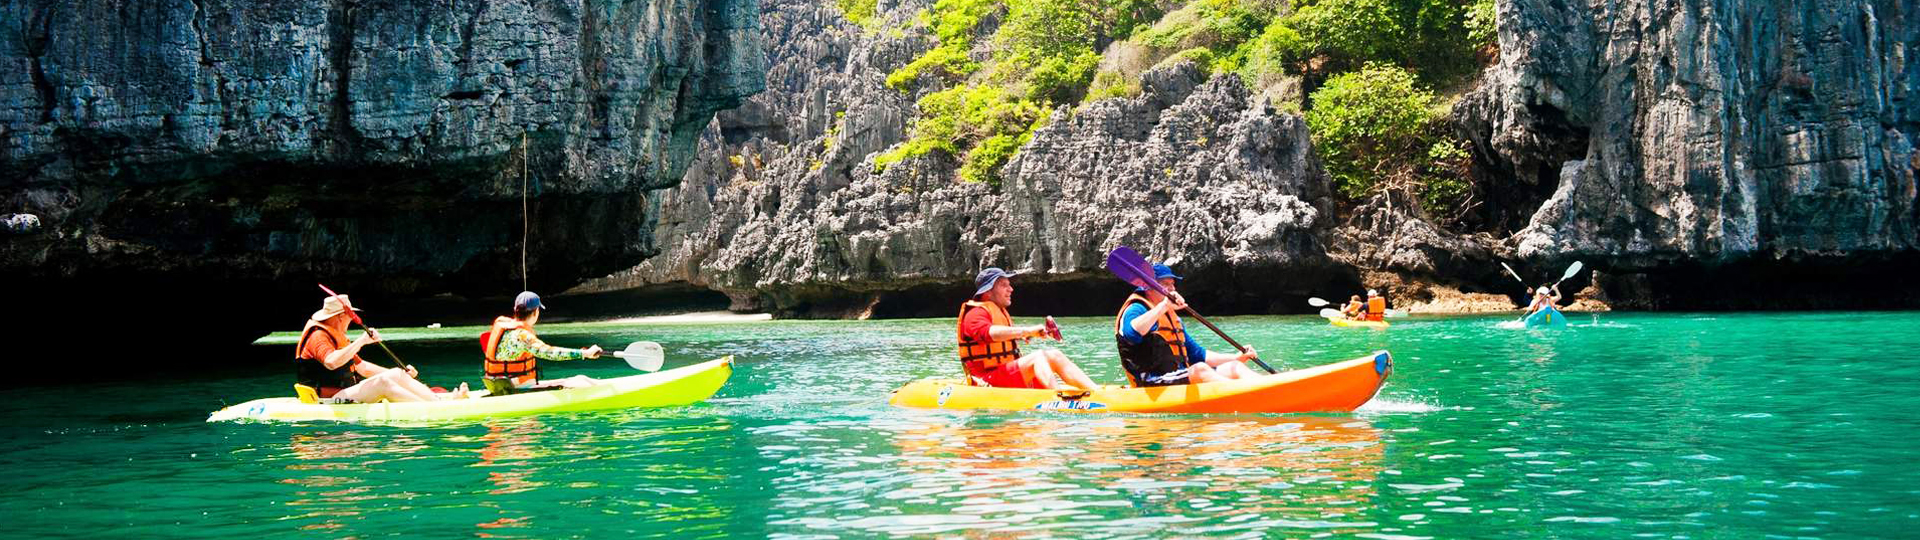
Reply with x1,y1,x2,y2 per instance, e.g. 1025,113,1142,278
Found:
876,415,1384,536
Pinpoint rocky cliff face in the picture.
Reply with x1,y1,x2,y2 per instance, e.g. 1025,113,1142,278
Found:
575,0,1349,318
1461,0,1919,308
0,0,763,348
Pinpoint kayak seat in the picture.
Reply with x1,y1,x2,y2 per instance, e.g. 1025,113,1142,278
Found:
294,384,319,404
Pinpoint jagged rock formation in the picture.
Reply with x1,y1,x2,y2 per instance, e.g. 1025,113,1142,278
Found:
0,0,764,349
575,0,1350,318
1460,0,1919,308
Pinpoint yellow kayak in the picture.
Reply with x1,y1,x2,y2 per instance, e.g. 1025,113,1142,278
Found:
888,351,1391,413
1330,317,1389,329
209,357,733,422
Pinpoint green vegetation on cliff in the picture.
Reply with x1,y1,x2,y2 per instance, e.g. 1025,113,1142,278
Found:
876,0,1160,186
847,0,1493,216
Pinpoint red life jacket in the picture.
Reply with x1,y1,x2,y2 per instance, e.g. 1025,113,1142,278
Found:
956,300,1020,381
480,316,539,387
295,321,361,398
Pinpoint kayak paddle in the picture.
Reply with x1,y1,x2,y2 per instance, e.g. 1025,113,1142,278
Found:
1555,261,1584,285
317,283,408,369
1499,262,1527,285
1307,297,1330,307
611,341,665,372
1318,308,1343,319
1105,246,1277,374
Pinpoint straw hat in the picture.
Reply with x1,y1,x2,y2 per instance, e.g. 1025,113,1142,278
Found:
310,295,364,322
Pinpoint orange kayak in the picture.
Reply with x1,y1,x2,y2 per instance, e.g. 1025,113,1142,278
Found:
888,351,1392,413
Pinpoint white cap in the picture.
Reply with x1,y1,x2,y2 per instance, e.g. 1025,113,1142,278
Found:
1367,289,1378,296
1537,286,1550,295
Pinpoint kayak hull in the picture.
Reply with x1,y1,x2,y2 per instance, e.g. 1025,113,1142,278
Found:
1330,317,1389,329
889,351,1391,414
209,357,732,422
1525,306,1568,327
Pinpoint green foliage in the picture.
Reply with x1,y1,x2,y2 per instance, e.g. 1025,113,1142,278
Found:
1465,0,1497,49
1024,51,1101,102
1156,47,1216,71
886,0,998,90
881,0,1158,187
835,0,880,28
1421,138,1473,215
1277,0,1482,82
1085,69,1142,101
1305,63,1439,198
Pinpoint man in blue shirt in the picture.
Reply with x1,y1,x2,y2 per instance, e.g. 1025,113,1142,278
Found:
1113,263,1260,386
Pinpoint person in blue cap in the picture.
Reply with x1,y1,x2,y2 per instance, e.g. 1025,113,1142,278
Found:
480,291,607,395
956,267,1099,390
1113,263,1259,386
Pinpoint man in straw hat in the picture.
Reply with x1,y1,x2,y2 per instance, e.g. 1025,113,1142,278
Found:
955,267,1097,390
295,294,466,402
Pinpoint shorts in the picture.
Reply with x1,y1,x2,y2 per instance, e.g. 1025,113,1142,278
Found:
970,360,1045,389
1132,366,1192,387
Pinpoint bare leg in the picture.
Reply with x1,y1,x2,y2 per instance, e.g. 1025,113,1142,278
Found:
1021,353,1059,389
1044,350,1098,390
1216,361,1258,380
1186,363,1226,384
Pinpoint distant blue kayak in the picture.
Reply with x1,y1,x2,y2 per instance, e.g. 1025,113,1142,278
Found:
1524,305,1568,327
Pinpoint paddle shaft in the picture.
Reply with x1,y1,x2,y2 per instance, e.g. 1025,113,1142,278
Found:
1177,306,1277,374
317,284,408,369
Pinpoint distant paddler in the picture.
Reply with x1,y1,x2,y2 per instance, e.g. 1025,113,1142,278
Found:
1341,295,1364,319
1114,263,1260,386
1523,284,1562,316
1359,289,1388,321
480,291,607,395
956,267,1098,391
296,294,467,402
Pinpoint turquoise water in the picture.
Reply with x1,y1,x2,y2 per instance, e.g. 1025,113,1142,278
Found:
6,312,1919,538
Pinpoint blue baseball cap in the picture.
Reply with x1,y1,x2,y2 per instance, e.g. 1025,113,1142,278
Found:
1152,263,1183,281
974,267,1019,297
514,291,546,312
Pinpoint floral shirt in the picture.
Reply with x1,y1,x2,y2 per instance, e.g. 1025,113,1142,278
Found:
495,328,587,363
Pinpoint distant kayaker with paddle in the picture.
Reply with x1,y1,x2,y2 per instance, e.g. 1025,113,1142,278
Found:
957,268,1098,391
1341,295,1364,319
297,295,466,402
481,291,607,395
1114,263,1259,386
1358,289,1388,322
1523,284,1562,316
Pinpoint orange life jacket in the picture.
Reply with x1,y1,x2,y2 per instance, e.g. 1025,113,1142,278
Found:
957,300,1020,377
1366,297,1386,321
1343,300,1364,317
295,321,360,397
481,316,539,387
1113,293,1190,386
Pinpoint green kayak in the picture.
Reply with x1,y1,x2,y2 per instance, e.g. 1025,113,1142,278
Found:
208,357,732,422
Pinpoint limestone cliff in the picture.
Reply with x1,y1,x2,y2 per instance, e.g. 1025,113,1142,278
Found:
0,0,764,347
1460,0,1919,308
575,0,1348,317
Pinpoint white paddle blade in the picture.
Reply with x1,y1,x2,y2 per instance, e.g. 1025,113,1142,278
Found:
1318,308,1344,319
616,341,665,371
1559,261,1584,282
1386,309,1409,318
1307,297,1329,307
1500,262,1526,284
